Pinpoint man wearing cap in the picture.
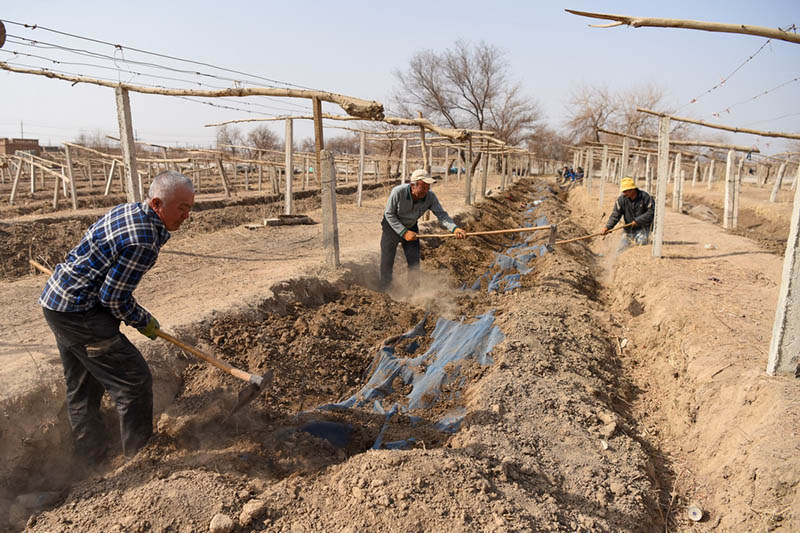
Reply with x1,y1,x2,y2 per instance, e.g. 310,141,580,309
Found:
39,170,195,463
601,176,654,249
380,169,466,290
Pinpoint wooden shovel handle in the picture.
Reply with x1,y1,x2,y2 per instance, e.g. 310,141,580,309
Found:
555,222,635,245
153,329,254,384
417,224,551,239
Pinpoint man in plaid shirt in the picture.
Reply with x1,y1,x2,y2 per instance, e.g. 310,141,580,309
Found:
40,170,194,461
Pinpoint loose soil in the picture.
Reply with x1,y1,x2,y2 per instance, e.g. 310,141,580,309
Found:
0,174,797,532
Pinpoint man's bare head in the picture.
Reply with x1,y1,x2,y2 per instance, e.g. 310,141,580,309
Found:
147,171,195,231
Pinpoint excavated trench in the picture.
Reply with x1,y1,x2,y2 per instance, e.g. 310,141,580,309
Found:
2,178,676,532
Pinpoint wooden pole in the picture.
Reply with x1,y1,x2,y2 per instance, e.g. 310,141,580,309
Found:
29,156,35,194
770,162,787,203
585,147,593,193
103,159,116,196
465,137,473,205
312,97,324,186
320,149,340,268
401,138,408,184
216,157,232,197
52,168,60,209
64,145,78,210
114,87,142,202
285,118,294,215
652,116,670,258
357,131,365,207
479,142,489,200
9,160,22,205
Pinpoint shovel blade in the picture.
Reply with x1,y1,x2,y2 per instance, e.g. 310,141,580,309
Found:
227,369,274,419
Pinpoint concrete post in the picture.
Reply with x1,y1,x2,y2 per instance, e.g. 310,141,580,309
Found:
284,118,294,214
114,87,142,203
443,147,449,184
770,162,787,203
457,149,462,182
357,132,365,207
723,149,735,229
707,159,716,190
678,170,686,212
672,153,682,211
692,160,699,187
767,172,800,375
644,154,652,194
652,116,670,259
733,158,744,230
599,145,608,208
620,137,630,181
320,149,340,268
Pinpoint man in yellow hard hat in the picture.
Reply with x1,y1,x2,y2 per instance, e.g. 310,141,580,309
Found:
600,177,654,249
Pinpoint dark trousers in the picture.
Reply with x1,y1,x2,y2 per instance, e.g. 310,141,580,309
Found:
380,217,420,290
43,306,153,459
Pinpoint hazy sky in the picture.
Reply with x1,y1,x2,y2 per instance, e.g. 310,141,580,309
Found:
1,1,798,154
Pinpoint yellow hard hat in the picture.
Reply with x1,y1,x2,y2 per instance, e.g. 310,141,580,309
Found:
620,177,637,192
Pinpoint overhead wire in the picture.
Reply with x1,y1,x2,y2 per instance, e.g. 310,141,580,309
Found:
0,18,319,91
710,76,800,119
677,38,772,112
3,34,311,111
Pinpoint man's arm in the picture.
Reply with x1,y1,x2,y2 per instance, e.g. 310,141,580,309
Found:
383,187,409,236
98,244,159,328
605,198,623,230
428,194,458,233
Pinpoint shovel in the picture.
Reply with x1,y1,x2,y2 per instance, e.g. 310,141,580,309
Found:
29,260,270,418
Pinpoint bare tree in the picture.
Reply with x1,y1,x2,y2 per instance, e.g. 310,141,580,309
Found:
394,40,542,170
563,83,617,143
325,133,361,155
246,125,281,152
614,83,673,138
216,125,245,154
526,126,571,161
74,130,113,151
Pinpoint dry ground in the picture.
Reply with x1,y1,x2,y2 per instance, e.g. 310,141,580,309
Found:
0,172,797,532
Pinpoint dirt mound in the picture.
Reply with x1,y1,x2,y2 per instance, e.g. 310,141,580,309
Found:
683,195,789,254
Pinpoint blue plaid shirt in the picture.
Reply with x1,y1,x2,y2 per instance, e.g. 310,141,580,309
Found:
39,202,170,328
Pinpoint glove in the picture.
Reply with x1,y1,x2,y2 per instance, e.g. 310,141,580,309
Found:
138,316,160,340
403,230,418,242
453,228,467,239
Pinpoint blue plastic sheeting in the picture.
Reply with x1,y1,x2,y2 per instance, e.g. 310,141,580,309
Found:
470,202,550,293
298,420,353,448
316,312,505,449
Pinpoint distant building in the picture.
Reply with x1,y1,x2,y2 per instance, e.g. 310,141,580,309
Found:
0,138,41,156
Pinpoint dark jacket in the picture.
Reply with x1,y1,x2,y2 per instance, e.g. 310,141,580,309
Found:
606,189,655,233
